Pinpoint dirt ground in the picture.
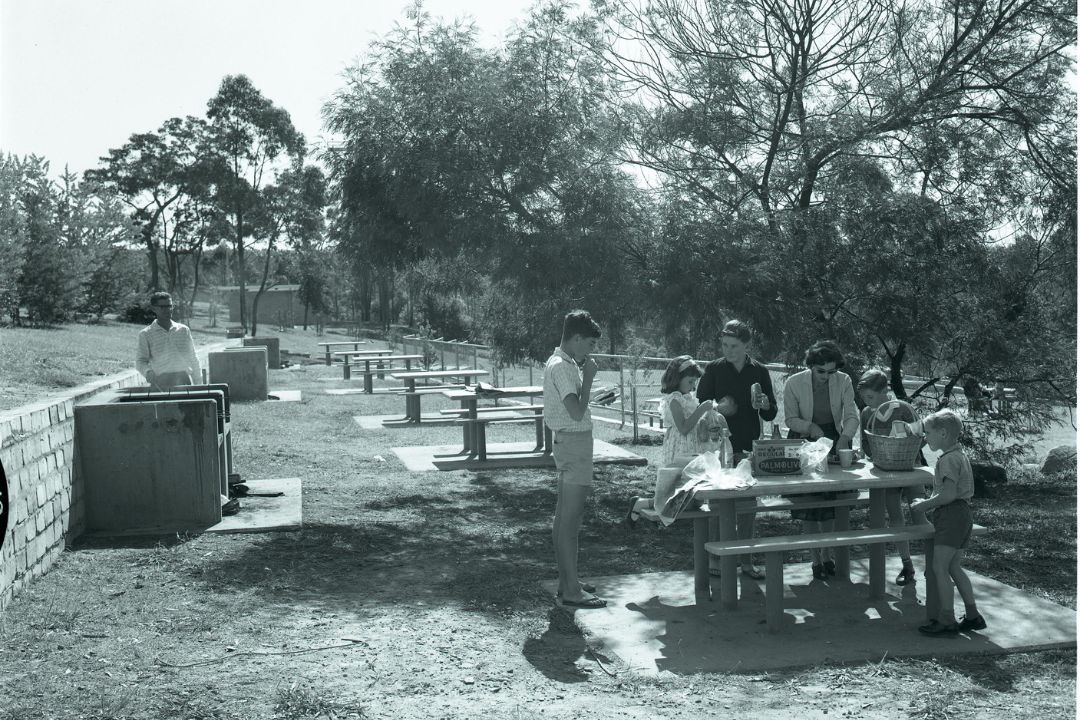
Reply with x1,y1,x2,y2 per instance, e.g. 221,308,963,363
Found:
0,346,1074,720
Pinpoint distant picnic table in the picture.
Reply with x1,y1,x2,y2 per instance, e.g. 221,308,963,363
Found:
318,340,368,365
381,369,489,427
438,385,549,461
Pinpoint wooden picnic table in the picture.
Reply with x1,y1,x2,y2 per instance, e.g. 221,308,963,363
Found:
382,369,489,426
332,349,414,382
441,385,547,459
317,340,368,365
688,462,933,607
351,354,425,390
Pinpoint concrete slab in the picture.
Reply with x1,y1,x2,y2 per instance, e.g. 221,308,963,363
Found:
391,439,649,472
206,478,302,534
541,558,1076,676
267,390,302,402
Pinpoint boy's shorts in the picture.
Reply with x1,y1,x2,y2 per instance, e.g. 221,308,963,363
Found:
931,500,973,548
552,430,594,487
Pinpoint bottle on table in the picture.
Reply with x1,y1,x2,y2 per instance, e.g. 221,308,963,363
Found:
771,423,781,439
720,428,734,468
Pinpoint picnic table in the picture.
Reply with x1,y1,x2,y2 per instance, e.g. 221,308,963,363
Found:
381,369,489,427
440,385,549,460
317,340,368,365
688,462,934,608
333,349,416,383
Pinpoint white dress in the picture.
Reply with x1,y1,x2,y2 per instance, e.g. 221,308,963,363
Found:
660,392,706,466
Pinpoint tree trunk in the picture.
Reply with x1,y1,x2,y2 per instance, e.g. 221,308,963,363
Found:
235,205,247,331
887,341,909,400
251,238,276,337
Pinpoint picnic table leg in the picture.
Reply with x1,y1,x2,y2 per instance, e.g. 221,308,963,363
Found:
716,500,739,609
377,360,385,380
324,349,332,366
343,356,351,380
765,553,785,632
693,517,710,604
532,409,544,450
405,359,413,370
543,425,553,454
477,422,488,461
461,399,476,456
834,505,851,580
868,489,887,599
923,540,939,622
363,371,373,394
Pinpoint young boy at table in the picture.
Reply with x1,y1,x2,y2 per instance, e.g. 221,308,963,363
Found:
544,310,605,609
910,409,986,635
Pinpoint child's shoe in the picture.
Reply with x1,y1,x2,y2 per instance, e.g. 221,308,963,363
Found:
958,614,987,632
811,562,827,580
918,620,959,636
896,561,917,585
822,560,836,576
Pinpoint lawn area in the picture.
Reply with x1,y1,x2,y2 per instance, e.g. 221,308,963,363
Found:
0,327,1075,719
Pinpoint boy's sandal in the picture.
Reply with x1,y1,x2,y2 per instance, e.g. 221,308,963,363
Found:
896,565,917,585
918,620,959,636
560,594,607,609
822,560,837,577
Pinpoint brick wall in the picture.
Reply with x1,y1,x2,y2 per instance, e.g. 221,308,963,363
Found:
0,343,226,611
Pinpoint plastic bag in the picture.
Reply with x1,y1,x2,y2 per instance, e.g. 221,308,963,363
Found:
798,437,834,473
682,452,755,489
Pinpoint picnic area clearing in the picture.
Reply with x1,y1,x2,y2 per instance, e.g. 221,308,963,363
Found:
0,331,1073,720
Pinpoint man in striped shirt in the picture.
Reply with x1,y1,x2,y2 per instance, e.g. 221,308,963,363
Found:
135,292,200,390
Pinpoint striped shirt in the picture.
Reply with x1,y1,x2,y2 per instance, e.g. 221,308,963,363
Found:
543,347,592,432
136,321,200,381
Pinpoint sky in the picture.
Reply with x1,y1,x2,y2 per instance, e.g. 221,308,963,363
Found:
1,0,538,175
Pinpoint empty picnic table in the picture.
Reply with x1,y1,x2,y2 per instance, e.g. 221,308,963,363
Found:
318,340,368,365
351,354,425,390
440,385,549,460
333,349,409,382
382,369,489,427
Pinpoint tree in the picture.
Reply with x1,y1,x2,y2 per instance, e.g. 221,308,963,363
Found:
248,163,327,335
205,74,304,331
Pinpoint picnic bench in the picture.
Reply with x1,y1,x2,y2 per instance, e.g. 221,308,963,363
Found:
641,397,664,428
334,350,420,385
439,386,549,460
381,369,489,427
705,522,988,632
318,340,368,365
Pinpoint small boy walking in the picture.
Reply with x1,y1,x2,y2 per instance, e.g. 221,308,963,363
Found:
544,310,605,609
910,409,986,635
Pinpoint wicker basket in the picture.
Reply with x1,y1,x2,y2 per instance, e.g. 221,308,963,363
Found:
862,400,924,470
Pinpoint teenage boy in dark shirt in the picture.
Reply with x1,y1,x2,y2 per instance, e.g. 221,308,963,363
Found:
696,319,777,579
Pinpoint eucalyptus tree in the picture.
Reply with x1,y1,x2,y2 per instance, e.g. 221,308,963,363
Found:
205,74,304,330
87,116,212,296
248,163,327,335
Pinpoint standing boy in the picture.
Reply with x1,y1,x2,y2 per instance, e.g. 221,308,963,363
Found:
544,310,605,609
135,291,201,390
910,409,986,635
696,319,777,579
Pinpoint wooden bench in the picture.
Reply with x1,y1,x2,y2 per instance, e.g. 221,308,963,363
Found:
339,353,423,385
705,523,988,632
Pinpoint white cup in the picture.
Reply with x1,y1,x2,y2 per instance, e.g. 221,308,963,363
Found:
838,449,854,468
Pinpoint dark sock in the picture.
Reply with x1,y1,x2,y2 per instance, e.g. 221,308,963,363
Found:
965,604,979,618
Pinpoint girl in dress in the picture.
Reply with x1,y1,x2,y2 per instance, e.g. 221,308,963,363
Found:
625,356,725,524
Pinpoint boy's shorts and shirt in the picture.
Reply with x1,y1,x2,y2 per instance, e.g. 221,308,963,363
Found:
930,446,975,548
543,348,594,487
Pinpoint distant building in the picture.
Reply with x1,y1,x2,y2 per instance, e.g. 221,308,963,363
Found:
214,285,303,327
